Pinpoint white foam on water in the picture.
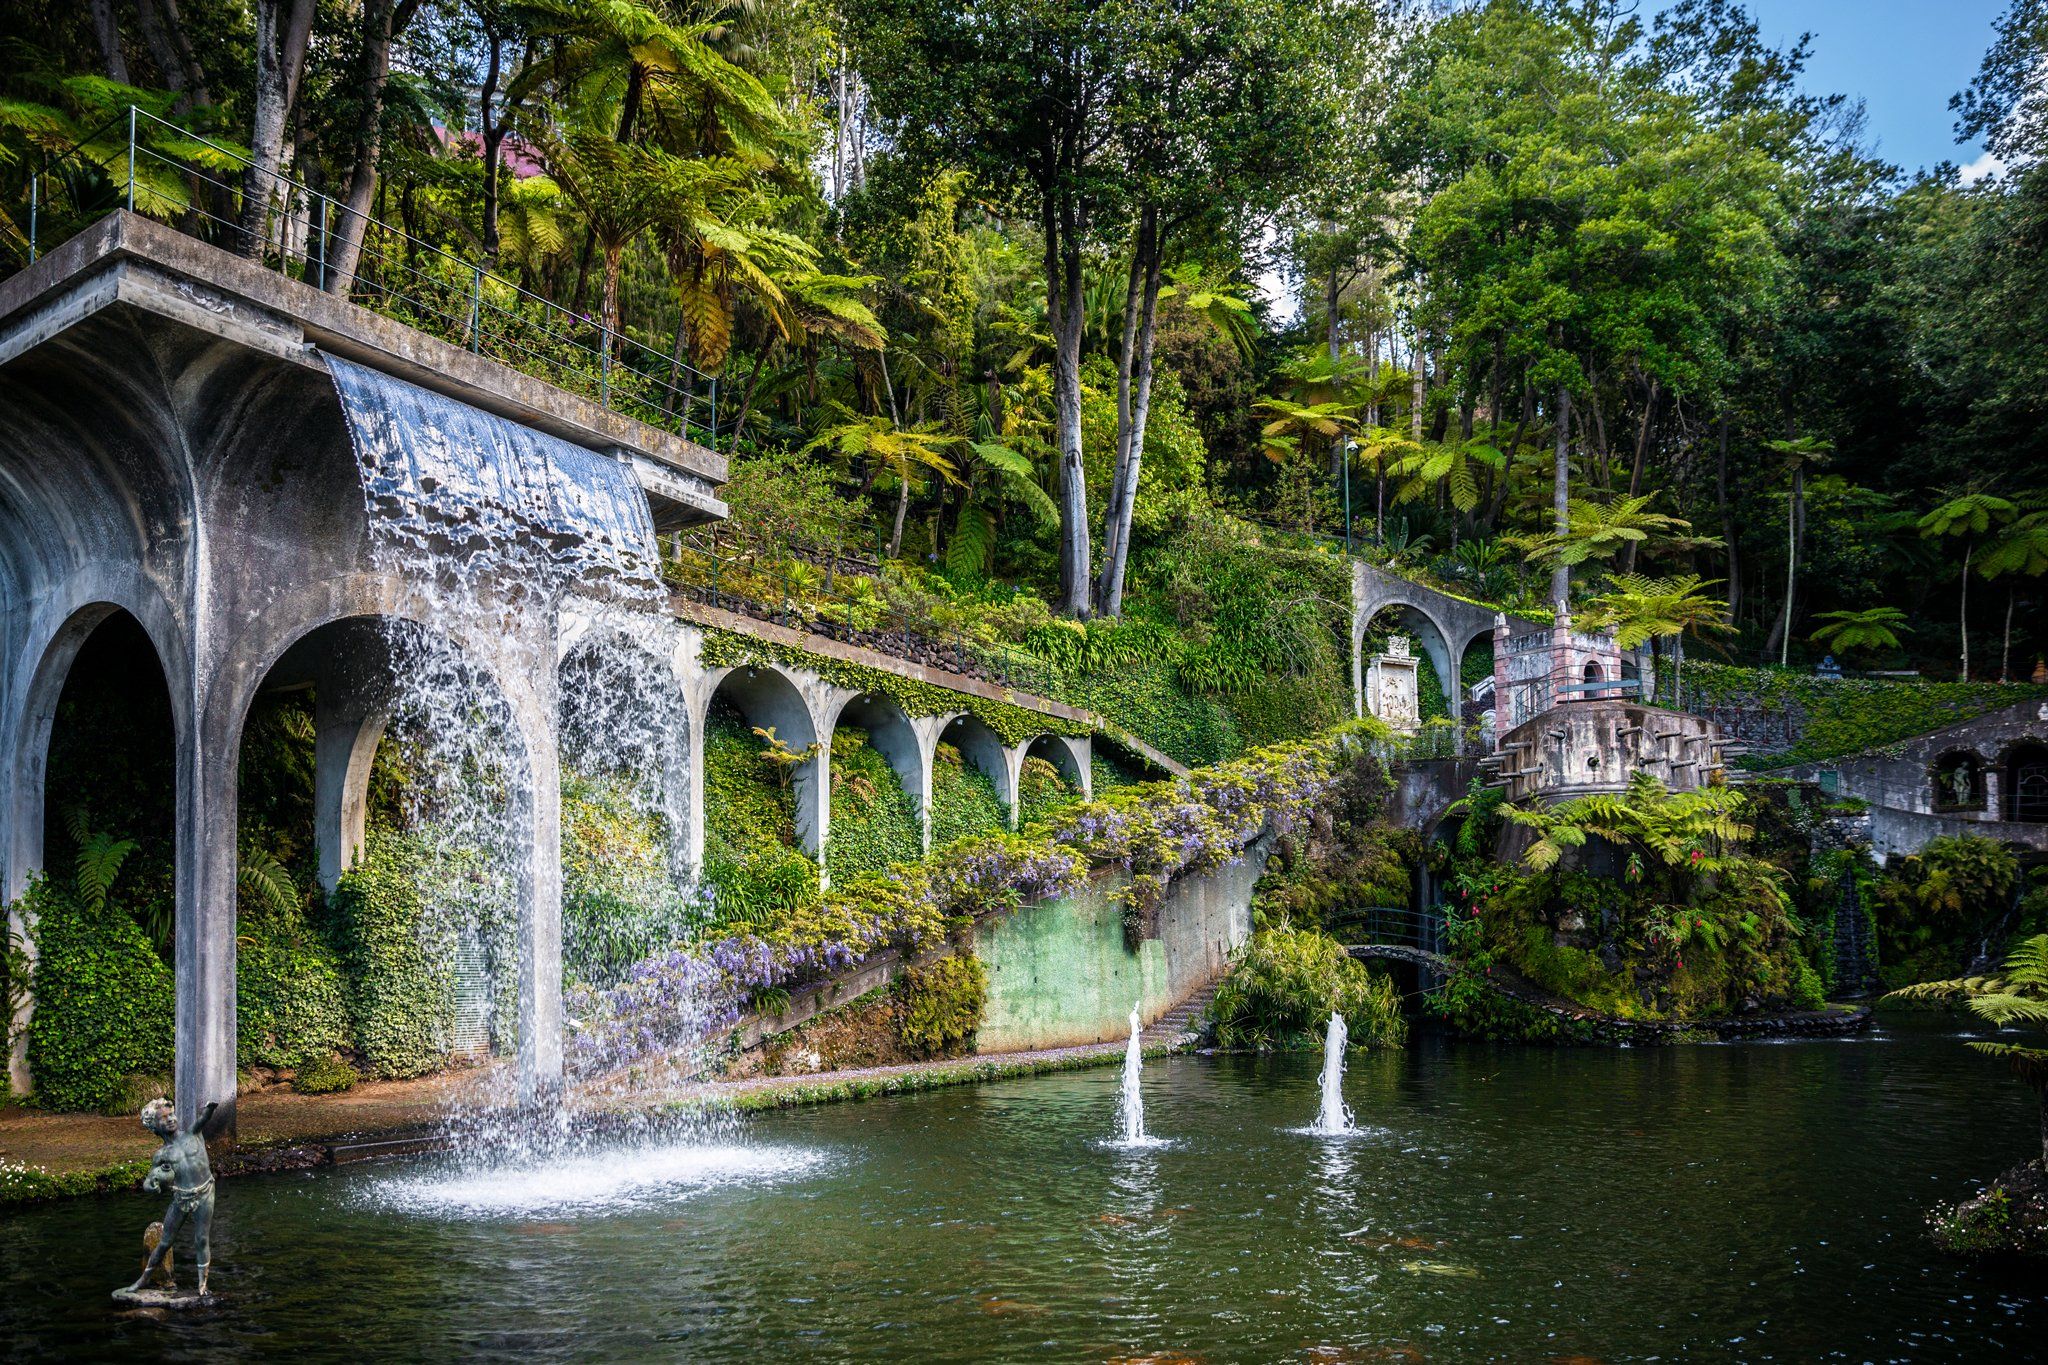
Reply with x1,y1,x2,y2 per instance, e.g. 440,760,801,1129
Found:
366,1142,827,1218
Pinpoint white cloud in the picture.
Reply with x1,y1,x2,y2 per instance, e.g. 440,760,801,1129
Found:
1959,149,2007,185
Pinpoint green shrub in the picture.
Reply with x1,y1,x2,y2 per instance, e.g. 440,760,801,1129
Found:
1016,754,1077,827
896,953,987,1057
23,874,174,1113
330,833,455,1079
825,728,922,885
292,1052,359,1095
237,897,350,1070
1873,835,2020,988
562,771,692,988
1929,1187,2017,1257
702,710,821,930
930,742,1008,846
1209,928,1406,1051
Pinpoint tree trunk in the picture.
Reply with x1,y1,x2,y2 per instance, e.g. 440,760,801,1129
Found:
889,479,910,559
135,0,212,111
90,0,129,82
1552,383,1571,609
1959,540,1972,680
728,345,770,455
1097,207,1163,618
2002,585,2015,684
326,0,419,294
1716,413,1740,621
240,0,316,257
478,23,507,261
1045,186,1090,618
1774,463,1803,668
1620,378,1659,573
1411,333,1426,444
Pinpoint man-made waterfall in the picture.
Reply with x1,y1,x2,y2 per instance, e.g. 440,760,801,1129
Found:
323,355,712,1141
1310,1012,1354,1135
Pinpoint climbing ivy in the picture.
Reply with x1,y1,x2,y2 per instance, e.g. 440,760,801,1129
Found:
236,897,351,1070
929,742,1008,846
330,832,457,1079
699,627,1091,745
701,709,820,931
23,873,174,1113
895,953,988,1057
824,728,922,885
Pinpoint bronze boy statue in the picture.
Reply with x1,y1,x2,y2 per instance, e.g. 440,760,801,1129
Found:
117,1097,224,1303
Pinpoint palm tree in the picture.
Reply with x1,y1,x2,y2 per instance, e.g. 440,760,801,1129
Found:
804,412,964,557
1256,397,1358,465
1890,934,2048,1167
1575,573,1733,699
1809,606,1909,658
1386,437,1504,517
532,125,667,333
1977,506,2048,682
1765,436,1832,667
1919,489,2019,681
1515,493,1710,579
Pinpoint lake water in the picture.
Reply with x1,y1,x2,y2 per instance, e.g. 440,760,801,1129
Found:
3,1013,2042,1362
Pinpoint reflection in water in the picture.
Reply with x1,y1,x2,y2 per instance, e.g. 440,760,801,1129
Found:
1,1015,2042,1361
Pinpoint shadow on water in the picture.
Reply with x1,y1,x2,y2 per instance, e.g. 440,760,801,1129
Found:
2,1012,2043,1361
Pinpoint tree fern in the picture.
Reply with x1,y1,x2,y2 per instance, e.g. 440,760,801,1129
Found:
1891,934,2048,1163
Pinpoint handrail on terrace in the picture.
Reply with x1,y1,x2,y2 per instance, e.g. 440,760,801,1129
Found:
16,105,719,447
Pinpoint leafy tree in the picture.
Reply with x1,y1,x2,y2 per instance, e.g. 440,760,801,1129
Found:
1919,490,2018,680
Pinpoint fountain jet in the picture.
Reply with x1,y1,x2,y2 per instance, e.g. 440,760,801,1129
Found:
1117,1001,1147,1145
1311,1012,1353,1135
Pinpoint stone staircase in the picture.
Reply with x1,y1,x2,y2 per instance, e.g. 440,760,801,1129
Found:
1144,980,1222,1049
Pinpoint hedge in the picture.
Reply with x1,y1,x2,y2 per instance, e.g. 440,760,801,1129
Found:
24,875,174,1113
330,833,456,1079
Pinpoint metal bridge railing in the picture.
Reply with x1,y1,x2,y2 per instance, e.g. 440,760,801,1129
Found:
1330,904,1446,954
17,106,719,448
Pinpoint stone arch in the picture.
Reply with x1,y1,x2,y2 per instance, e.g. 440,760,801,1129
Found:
1999,740,2048,823
824,689,929,848
556,622,690,867
700,664,827,855
936,713,1017,829
4,600,185,1096
1012,732,1091,826
1360,601,1460,716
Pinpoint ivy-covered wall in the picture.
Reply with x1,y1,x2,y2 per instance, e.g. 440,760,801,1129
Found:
1682,661,2048,770
824,727,921,884
701,706,820,932
930,741,1008,846
329,833,457,1079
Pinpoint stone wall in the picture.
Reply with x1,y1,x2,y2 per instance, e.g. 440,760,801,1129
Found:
971,843,1266,1052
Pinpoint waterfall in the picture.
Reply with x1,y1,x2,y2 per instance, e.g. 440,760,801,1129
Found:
1311,1012,1353,1136
323,354,713,1135
1116,1002,1147,1146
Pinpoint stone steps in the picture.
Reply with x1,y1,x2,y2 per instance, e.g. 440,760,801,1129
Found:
1145,981,1222,1048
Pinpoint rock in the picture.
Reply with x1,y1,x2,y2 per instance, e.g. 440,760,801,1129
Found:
111,1286,219,1310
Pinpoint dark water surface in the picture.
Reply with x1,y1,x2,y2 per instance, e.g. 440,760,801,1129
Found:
4,1013,2042,1362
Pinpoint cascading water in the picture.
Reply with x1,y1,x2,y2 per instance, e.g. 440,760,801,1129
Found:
1115,1001,1150,1146
323,354,734,1187
1310,1012,1354,1136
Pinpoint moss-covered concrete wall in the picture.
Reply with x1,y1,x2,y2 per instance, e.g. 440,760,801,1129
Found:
971,839,1267,1051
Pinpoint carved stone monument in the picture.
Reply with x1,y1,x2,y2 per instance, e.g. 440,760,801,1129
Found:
1366,634,1422,734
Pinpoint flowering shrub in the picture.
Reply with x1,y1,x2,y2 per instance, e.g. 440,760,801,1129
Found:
564,733,1348,1077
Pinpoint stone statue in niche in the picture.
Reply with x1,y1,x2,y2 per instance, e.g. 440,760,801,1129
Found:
114,1097,226,1307
1949,761,1975,808
1366,634,1422,735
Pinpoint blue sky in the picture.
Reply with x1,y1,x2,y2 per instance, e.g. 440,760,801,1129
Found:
1745,0,2009,176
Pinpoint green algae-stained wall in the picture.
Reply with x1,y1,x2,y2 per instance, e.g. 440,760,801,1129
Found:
971,842,1267,1052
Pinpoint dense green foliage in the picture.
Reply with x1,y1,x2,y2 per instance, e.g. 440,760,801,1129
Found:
894,954,988,1058
22,873,173,1114
329,834,456,1079
825,729,922,884
928,742,1009,847
1872,837,2024,989
561,772,693,989
235,896,351,1071
1208,928,1406,1051
701,708,821,932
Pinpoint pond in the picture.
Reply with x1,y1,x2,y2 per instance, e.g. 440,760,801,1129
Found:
4,1013,2042,1362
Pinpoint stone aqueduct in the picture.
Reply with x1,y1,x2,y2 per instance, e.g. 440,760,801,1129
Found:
0,215,1123,1120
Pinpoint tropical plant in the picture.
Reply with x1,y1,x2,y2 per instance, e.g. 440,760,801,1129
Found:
1891,934,2048,1167
1977,504,2048,681
804,412,964,556
1766,437,1833,667
1918,489,2018,680
1575,574,1732,697
1502,771,1753,883
1810,606,1910,656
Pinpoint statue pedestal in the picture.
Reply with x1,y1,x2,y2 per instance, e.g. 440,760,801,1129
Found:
112,1286,218,1310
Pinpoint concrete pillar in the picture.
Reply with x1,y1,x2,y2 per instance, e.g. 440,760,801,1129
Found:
795,735,828,861
174,705,240,1133
1445,637,1465,718
313,696,388,894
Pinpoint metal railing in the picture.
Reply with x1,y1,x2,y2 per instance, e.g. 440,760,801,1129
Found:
1331,904,1446,954
17,106,719,447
